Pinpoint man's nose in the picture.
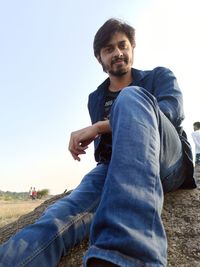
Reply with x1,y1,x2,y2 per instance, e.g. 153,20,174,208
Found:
113,47,123,57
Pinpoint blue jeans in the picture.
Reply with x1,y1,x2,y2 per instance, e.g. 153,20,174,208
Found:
0,87,185,267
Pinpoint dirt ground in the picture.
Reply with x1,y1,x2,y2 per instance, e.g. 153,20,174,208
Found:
0,199,44,227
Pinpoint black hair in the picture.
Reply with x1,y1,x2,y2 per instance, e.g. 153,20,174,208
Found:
193,122,200,129
93,18,135,58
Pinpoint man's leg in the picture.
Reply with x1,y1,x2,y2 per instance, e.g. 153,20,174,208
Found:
84,87,184,267
0,164,108,267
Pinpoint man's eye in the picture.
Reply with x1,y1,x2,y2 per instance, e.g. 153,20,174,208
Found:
105,47,113,53
107,48,112,53
119,43,127,49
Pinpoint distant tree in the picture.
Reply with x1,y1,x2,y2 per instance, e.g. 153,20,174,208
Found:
36,189,49,199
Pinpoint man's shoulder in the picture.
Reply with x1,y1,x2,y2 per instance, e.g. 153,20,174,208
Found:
133,66,174,80
89,66,173,98
143,66,173,75
152,66,174,76
89,77,109,98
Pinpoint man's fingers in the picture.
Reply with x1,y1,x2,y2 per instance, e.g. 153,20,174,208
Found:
68,125,97,160
69,141,88,161
73,155,80,161
70,145,87,155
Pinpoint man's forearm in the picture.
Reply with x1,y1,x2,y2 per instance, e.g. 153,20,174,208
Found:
94,120,112,134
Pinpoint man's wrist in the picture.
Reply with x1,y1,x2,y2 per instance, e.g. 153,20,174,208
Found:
94,121,111,134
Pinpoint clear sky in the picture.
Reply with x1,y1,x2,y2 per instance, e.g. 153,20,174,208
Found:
0,0,199,195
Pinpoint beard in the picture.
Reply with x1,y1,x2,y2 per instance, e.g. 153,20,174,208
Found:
101,56,131,77
109,67,129,77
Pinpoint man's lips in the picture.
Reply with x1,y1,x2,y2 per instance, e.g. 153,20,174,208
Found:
115,60,124,63
112,59,126,65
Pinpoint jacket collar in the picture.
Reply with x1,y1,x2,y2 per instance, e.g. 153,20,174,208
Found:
131,68,146,84
97,68,146,91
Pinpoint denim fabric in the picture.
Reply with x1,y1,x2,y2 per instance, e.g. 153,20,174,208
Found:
0,87,186,267
84,87,185,267
88,67,196,189
88,67,185,162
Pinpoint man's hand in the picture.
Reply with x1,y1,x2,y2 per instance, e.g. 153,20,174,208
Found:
68,124,99,161
68,121,111,161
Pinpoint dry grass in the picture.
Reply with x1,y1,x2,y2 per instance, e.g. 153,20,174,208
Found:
0,199,44,227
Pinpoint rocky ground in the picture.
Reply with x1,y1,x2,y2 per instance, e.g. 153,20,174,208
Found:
1,167,200,266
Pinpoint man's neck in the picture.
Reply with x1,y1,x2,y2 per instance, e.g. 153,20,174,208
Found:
108,70,133,92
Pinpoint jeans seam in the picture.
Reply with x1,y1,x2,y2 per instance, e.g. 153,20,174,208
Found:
19,198,99,267
85,246,156,267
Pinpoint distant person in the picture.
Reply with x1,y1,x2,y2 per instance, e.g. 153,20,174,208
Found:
0,18,196,267
192,121,200,165
29,187,33,200
32,187,37,200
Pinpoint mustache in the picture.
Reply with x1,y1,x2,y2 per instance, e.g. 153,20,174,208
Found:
111,56,128,65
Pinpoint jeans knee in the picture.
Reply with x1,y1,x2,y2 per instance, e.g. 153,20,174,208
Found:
110,86,160,131
116,86,157,111
117,86,139,101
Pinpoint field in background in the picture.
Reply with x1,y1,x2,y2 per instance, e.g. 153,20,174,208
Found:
0,199,44,227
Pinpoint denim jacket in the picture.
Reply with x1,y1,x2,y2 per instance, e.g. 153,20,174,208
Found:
88,67,196,189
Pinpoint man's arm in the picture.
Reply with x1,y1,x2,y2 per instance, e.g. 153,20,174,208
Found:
68,120,111,161
153,67,184,128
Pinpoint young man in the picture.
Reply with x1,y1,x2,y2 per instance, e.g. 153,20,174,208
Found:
0,18,196,267
192,121,200,165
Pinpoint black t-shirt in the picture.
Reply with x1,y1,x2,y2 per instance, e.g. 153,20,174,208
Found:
98,89,120,163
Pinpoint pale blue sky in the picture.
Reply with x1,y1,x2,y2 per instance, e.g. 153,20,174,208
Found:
0,0,199,194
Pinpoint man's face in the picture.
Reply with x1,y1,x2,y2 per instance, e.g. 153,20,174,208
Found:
194,125,198,131
98,32,134,77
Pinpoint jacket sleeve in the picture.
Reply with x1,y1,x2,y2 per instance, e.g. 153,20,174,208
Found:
152,67,185,128
87,93,93,123
87,92,98,124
